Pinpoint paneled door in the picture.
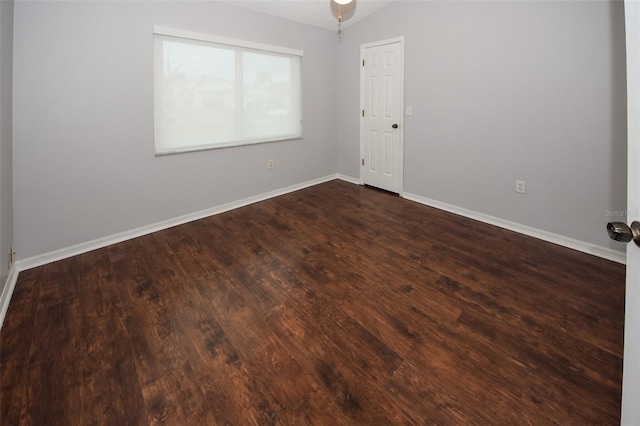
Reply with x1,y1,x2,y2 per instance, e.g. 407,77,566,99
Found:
360,38,404,194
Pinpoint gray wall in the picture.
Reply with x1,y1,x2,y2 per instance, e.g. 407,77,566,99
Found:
337,0,627,251
11,0,628,259
0,0,14,286
13,1,337,259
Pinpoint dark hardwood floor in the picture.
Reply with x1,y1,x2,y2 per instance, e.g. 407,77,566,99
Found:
0,180,626,425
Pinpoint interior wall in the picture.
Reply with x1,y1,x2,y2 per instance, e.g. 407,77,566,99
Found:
337,0,627,252
13,1,337,260
0,0,14,286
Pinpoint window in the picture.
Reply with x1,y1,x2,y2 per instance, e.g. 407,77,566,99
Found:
153,27,303,155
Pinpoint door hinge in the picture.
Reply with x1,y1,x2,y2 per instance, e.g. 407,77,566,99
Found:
7,244,14,269
362,159,364,166
362,110,365,117
362,59,365,66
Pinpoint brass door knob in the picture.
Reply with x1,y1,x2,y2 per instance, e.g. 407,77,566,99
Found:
607,221,640,247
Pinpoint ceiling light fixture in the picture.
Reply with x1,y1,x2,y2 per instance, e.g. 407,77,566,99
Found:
334,0,353,42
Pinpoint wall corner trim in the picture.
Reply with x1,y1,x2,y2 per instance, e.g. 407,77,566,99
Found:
402,191,626,265
336,174,360,185
0,266,20,329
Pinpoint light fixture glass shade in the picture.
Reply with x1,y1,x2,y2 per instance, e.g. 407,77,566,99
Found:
334,0,353,4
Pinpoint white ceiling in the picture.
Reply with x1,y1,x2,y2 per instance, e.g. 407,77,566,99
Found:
219,0,393,31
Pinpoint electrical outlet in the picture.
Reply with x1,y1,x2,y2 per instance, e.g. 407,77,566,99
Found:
516,180,526,194
268,159,274,169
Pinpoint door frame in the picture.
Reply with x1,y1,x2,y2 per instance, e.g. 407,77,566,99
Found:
359,36,405,194
622,1,639,422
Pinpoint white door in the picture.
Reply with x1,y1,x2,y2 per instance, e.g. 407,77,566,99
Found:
360,38,404,194
622,2,640,424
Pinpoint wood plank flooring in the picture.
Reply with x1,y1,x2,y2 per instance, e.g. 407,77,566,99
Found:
0,180,626,425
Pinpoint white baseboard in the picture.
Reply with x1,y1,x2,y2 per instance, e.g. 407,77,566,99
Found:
15,174,339,272
402,192,626,264
336,174,361,185
0,266,19,329
4,177,623,327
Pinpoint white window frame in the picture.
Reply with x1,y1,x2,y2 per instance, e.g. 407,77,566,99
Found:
153,26,304,155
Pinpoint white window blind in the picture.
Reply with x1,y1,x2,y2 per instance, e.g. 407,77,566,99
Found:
153,27,303,155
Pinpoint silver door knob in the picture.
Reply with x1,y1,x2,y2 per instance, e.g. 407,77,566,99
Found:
607,221,640,247
392,123,398,129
